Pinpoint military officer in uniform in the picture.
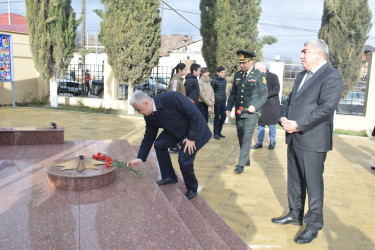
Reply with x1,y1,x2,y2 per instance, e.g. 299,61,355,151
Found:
226,50,268,174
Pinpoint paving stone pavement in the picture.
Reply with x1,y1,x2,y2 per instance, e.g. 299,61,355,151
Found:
1,107,375,249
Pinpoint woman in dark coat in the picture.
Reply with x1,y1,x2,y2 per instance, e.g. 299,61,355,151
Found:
252,63,281,149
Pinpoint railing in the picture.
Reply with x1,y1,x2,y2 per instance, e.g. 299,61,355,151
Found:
57,64,104,98
118,66,173,100
281,63,369,116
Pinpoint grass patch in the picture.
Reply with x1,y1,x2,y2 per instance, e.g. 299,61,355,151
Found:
333,129,367,137
17,103,368,137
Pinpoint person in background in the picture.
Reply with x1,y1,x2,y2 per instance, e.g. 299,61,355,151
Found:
252,62,281,150
167,63,187,96
210,66,227,140
185,63,201,105
226,50,268,174
197,67,215,123
166,62,187,153
127,90,212,200
272,39,343,244
85,69,91,96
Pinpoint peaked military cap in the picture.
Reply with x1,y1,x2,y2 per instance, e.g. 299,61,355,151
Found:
237,50,256,62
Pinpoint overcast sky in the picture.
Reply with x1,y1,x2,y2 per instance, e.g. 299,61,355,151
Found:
2,0,375,63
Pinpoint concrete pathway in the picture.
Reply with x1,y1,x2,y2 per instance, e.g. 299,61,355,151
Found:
1,107,375,249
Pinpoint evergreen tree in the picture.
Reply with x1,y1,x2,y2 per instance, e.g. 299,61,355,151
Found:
98,0,161,96
25,0,78,81
232,0,262,59
319,0,372,97
200,0,217,73
215,0,238,75
200,0,276,77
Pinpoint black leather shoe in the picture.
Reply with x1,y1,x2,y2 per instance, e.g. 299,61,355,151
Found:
234,165,244,174
169,146,180,154
213,135,220,140
246,161,250,166
185,190,197,200
268,142,276,150
156,178,178,186
294,229,318,244
218,133,225,138
371,166,375,170
251,143,263,149
271,214,302,226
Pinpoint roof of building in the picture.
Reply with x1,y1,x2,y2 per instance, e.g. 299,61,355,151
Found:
0,24,28,34
0,13,27,25
0,13,28,34
364,45,375,53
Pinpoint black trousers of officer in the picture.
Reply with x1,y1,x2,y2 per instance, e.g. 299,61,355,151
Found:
236,113,258,167
154,130,199,192
287,144,326,231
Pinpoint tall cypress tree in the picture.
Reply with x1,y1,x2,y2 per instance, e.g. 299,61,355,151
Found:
233,0,262,59
215,0,238,75
200,0,217,73
99,0,161,99
201,0,276,76
25,0,78,81
319,0,372,97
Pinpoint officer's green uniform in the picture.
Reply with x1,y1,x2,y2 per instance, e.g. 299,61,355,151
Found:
226,51,268,173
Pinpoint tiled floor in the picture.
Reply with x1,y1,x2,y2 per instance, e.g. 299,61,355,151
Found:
1,107,375,249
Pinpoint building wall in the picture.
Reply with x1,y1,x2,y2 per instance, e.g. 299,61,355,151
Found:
158,40,207,69
334,53,375,131
0,31,46,105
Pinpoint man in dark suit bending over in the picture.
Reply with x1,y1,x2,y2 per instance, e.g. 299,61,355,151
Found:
127,90,212,200
271,39,343,244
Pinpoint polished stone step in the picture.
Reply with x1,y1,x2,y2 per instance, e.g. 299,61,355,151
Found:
0,140,202,249
133,146,249,249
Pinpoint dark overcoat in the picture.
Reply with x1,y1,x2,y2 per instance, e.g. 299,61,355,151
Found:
258,70,281,125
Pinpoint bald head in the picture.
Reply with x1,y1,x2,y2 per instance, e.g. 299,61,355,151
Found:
254,62,267,73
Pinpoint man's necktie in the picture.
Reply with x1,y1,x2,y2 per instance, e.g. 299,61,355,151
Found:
298,71,313,92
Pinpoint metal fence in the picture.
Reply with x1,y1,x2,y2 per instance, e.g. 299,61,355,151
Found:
281,63,368,116
118,66,173,100
57,64,104,98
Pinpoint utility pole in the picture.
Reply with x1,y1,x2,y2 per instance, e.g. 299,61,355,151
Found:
81,0,86,95
8,0,11,25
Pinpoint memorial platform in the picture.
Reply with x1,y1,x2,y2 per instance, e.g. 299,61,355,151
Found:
0,139,248,249
1,107,375,249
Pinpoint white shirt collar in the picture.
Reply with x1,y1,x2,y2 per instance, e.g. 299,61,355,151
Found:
310,61,327,74
152,98,156,112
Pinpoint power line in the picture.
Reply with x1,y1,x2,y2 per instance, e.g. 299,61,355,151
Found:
160,7,200,16
161,0,200,31
0,0,24,4
259,22,319,33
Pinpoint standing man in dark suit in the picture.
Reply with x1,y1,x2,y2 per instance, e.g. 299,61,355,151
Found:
252,62,281,150
271,39,343,244
226,50,268,174
127,90,212,200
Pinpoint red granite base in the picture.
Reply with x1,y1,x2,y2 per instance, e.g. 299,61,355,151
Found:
47,158,117,190
0,127,64,145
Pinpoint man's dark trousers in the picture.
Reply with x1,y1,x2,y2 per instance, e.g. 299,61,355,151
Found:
213,103,226,136
154,130,200,192
287,144,326,230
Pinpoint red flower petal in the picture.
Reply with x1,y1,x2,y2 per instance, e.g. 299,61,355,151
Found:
92,155,96,159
